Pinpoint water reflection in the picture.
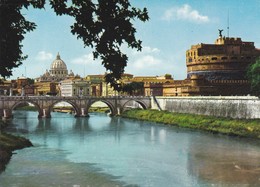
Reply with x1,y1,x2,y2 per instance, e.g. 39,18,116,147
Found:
3,111,260,187
188,135,260,186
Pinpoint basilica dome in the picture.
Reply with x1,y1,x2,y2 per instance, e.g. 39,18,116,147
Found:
35,52,76,83
50,53,67,70
49,53,68,78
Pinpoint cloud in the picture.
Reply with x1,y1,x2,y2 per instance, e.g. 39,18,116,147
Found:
35,51,53,61
133,55,161,69
70,53,106,76
162,4,209,23
71,53,99,65
132,46,160,55
126,45,164,74
70,49,164,76
142,46,160,54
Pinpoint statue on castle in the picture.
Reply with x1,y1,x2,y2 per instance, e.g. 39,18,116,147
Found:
218,29,223,37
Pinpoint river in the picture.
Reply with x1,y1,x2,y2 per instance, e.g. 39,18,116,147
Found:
1,110,260,187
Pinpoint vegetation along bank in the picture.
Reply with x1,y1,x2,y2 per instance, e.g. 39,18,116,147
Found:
122,109,260,139
0,121,33,173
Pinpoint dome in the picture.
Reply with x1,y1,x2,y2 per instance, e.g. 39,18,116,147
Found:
50,53,67,70
49,52,68,79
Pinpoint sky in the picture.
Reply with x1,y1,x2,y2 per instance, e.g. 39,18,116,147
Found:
11,0,260,80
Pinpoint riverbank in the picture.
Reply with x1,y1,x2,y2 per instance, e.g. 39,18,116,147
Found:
122,109,260,139
0,121,33,173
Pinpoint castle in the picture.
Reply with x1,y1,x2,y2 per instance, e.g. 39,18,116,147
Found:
145,32,260,96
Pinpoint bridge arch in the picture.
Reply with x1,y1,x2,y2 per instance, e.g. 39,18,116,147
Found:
121,99,148,113
49,100,81,117
10,101,42,118
87,99,117,116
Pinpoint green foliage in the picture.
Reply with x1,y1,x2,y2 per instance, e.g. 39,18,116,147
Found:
0,132,32,150
122,82,144,95
0,131,33,173
0,0,149,91
14,106,37,111
88,107,110,113
0,0,45,77
122,109,260,139
27,78,34,85
50,0,149,90
247,57,260,96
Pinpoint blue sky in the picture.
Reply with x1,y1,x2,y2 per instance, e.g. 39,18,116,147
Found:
11,0,260,80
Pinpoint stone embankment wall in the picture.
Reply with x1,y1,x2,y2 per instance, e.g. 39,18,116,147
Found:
151,96,260,119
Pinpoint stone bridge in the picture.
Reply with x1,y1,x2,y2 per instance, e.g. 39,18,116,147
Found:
0,96,151,119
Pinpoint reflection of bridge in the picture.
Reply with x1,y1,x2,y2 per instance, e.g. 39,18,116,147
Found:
0,96,151,119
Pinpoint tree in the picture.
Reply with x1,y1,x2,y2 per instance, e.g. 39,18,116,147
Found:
0,0,149,91
0,0,45,77
123,82,144,95
27,77,34,85
247,57,260,96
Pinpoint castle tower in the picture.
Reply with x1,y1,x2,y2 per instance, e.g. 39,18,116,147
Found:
186,33,260,81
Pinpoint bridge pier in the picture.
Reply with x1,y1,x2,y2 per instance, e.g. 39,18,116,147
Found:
2,109,13,120
116,106,121,115
39,108,51,118
75,108,89,117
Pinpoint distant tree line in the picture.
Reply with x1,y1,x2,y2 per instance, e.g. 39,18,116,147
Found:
247,57,260,97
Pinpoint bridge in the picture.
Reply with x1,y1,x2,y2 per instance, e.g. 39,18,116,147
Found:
0,96,151,119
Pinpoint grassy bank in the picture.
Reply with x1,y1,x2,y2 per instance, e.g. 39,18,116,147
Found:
53,107,110,113
88,107,110,113
122,109,260,139
0,121,33,173
15,106,38,111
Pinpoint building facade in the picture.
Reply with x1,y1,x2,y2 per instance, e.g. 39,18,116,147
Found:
139,75,174,96
186,35,260,81
157,34,260,96
101,74,134,96
85,74,104,96
184,34,260,96
34,82,58,95
35,53,73,82
59,78,91,96
34,53,76,95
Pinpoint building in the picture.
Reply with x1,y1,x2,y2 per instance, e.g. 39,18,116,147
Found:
85,74,104,96
34,53,76,95
136,74,174,96
101,73,134,96
0,79,11,95
35,53,74,82
59,78,91,96
85,73,135,96
34,82,58,95
17,76,28,88
186,34,260,81
156,33,260,96
184,34,260,96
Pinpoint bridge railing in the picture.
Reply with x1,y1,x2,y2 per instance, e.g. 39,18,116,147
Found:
0,95,151,100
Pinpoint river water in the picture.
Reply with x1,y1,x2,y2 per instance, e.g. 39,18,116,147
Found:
1,111,260,187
